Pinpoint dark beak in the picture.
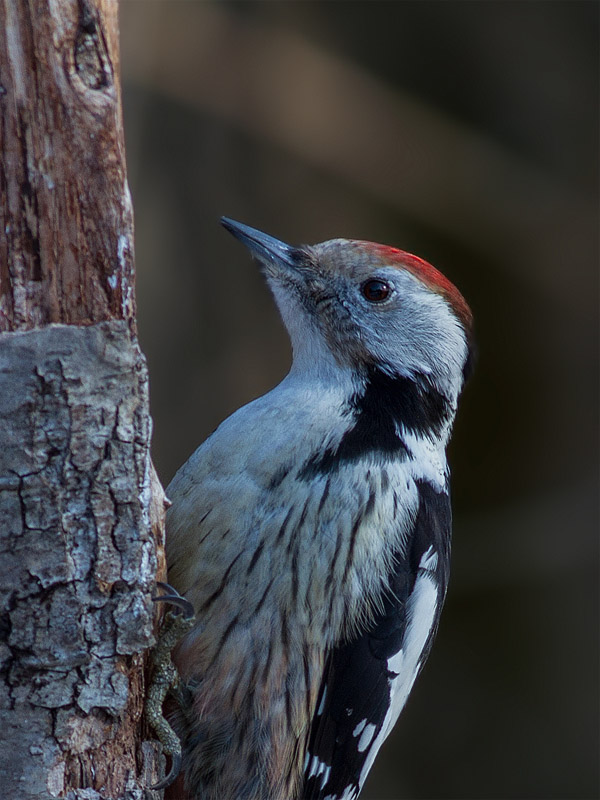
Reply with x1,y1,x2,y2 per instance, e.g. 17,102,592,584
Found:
220,217,302,272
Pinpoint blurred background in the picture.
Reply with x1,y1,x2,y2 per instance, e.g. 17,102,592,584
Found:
119,2,598,798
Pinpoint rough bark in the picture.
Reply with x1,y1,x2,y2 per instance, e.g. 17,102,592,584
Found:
0,323,161,798
0,1,165,797
0,0,135,330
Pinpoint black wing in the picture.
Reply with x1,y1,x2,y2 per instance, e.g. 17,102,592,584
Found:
302,479,451,800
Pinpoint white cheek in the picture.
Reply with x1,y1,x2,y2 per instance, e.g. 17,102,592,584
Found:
369,274,467,398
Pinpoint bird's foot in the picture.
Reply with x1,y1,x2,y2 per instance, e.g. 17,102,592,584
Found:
145,582,195,790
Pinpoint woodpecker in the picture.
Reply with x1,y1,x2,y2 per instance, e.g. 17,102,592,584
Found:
164,219,474,800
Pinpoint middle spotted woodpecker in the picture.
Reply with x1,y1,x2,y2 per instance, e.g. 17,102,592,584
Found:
162,219,474,800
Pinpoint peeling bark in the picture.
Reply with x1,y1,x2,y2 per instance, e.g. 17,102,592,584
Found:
0,1,164,797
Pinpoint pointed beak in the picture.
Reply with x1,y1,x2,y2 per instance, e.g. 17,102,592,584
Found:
220,217,303,273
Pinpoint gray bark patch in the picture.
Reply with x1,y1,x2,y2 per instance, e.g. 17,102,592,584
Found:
0,321,157,797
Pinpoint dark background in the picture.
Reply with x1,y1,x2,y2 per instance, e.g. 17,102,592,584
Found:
120,2,599,798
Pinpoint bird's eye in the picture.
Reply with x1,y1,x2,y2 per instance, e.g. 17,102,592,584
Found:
361,279,392,303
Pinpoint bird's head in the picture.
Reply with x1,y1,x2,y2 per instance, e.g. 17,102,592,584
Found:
221,218,474,407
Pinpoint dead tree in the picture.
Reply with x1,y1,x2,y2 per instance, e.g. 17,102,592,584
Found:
0,1,166,796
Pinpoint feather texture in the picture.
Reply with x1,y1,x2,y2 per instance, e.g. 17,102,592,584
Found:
163,221,472,799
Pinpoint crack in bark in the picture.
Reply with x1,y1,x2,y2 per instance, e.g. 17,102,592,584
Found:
0,322,157,796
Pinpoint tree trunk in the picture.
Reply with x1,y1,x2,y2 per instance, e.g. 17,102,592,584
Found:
0,1,165,796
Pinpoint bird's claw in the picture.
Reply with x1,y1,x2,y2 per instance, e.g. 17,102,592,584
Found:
153,581,195,619
150,750,182,791
146,582,195,790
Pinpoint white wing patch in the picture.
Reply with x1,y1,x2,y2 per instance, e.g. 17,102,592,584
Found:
358,546,440,786
420,546,439,571
317,684,328,716
357,722,377,753
307,754,332,789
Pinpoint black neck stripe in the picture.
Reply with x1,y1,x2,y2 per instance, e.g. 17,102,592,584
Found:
299,366,450,479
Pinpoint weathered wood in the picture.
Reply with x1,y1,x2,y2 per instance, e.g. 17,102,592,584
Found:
0,0,135,330
0,323,161,797
0,1,165,796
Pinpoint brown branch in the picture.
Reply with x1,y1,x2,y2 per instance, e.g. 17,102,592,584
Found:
0,1,165,796
0,0,135,331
